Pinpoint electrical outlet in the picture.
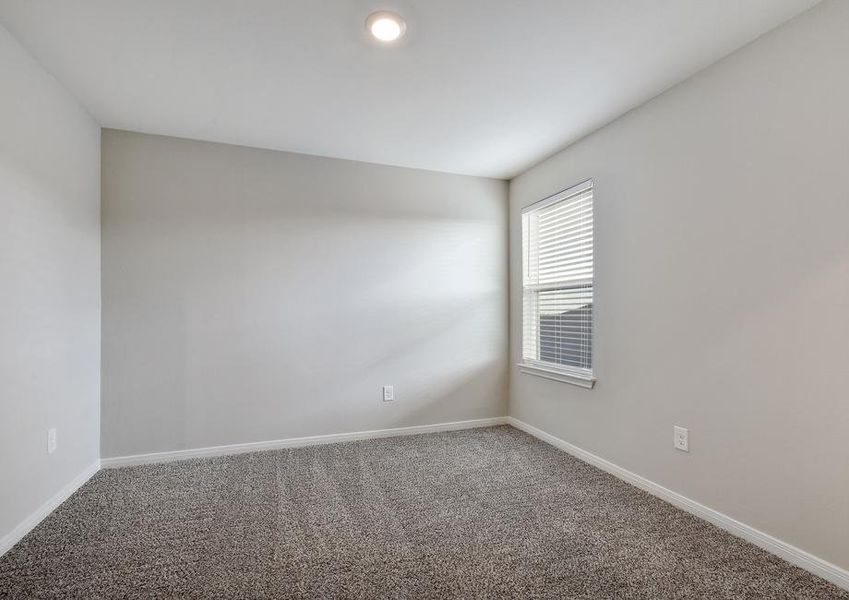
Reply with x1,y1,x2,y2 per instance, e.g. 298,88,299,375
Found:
382,385,394,402
47,428,57,454
673,426,689,452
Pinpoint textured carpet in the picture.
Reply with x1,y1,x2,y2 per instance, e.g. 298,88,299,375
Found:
0,426,846,599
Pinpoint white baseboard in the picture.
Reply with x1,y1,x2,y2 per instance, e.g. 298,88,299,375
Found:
19,418,844,592
101,416,509,468
0,460,101,558
506,417,849,592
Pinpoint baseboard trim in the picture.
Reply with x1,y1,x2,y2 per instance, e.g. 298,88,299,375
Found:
506,416,849,592
102,417,509,469
0,460,101,558
17,419,844,591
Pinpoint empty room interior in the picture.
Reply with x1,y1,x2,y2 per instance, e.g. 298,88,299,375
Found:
2,1,849,598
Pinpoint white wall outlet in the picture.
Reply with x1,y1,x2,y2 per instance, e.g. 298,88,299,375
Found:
47,428,57,454
382,385,394,402
673,425,689,452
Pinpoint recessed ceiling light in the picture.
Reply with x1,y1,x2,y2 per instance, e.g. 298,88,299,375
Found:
366,11,406,43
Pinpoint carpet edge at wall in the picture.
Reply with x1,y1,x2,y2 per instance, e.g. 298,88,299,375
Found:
0,460,101,558
506,416,849,592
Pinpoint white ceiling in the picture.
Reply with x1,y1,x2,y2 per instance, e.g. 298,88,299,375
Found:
0,0,820,179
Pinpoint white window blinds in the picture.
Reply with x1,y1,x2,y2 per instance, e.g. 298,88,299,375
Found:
521,180,593,382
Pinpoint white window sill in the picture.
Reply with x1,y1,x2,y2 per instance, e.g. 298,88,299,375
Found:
517,363,596,389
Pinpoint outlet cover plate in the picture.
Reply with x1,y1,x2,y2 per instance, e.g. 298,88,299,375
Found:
674,425,689,452
382,385,394,402
47,428,57,454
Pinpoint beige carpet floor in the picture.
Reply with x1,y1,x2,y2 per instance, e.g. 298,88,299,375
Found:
0,425,846,599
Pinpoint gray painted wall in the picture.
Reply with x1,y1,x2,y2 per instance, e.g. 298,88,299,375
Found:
0,25,100,542
101,130,508,458
509,0,849,572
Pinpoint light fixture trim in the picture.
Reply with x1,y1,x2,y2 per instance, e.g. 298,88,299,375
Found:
366,11,407,42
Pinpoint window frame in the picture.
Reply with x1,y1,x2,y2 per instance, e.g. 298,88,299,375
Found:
518,179,596,389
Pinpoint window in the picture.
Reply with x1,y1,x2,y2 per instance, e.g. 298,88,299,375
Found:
520,179,594,388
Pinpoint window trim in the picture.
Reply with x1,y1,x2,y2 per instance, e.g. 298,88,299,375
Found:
520,178,593,215
520,178,595,389
517,360,596,389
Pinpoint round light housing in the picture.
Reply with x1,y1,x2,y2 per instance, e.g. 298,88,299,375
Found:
366,11,406,42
